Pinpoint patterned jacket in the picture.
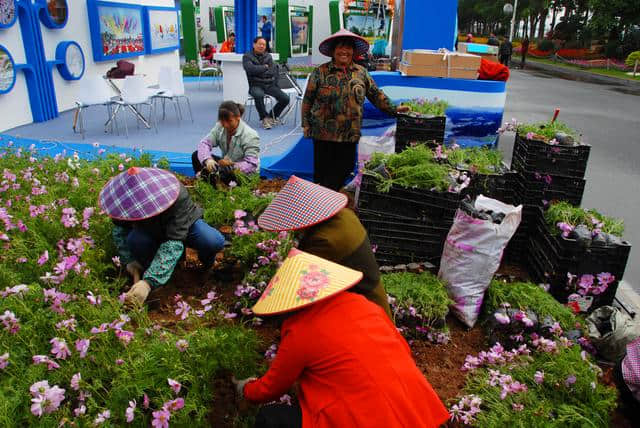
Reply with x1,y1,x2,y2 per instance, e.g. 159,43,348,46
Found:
302,61,397,143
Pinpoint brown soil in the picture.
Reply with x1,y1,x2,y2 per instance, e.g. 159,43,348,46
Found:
412,318,487,404
257,178,287,194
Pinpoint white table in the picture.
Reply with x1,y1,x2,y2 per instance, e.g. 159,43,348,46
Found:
213,52,279,104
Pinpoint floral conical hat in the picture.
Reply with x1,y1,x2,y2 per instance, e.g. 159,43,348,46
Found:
252,249,363,316
257,175,348,231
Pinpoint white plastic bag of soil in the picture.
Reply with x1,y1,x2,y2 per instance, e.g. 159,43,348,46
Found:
439,195,522,328
586,306,640,362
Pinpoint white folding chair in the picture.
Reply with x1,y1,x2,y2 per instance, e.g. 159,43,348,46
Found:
279,74,308,128
245,92,275,124
72,75,119,138
197,54,222,90
151,68,193,124
116,75,158,137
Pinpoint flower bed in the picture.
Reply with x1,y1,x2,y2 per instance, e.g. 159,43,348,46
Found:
0,146,265,426
449,280,618,427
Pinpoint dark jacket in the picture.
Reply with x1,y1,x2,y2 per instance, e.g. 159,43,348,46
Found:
114,184,203,242
499,40,513,56
487,36,500,46
298,208,392,317
261,21,272,41
242,51,277,87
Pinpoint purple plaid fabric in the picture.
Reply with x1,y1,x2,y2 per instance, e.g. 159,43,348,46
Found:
99,168,180,220
319,29,369,57
258,176,348,231
622,336,640,401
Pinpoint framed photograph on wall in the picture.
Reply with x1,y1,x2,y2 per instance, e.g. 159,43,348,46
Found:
143,6,180,54
87,1,146,62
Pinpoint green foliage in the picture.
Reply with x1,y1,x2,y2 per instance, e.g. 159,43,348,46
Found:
383,272,452,326
365,145,452,192
625,51,640,67
517,120,580,141
192,176,273,227
181,60,218,77
544,201,625,237
461,345,618,427
446,147,504,174
538,39,555,52
484,280,578,330
227,231,278,265
0,148,264,425
401,98,449,117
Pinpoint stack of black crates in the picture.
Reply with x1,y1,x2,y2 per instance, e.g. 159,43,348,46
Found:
357,174,461,266
394,113,446,152
504,134,590,264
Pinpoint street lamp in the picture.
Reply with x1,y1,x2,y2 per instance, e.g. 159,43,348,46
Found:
504,1,518,41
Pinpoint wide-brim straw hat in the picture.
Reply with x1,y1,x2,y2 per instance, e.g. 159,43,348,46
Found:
257,175,348,231
252,248,363,315
99,167,180,221
319,28,370,57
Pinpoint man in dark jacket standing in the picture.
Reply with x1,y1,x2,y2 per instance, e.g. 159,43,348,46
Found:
499,37,513,67
242,37,290,129
261,15,272,52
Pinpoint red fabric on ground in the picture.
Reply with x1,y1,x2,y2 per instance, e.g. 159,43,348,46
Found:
478,58,510,81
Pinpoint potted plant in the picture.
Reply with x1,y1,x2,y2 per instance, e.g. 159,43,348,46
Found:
396,97,449,152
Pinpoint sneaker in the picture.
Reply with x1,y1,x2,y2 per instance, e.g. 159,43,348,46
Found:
271,117,283,126
261,118,272,129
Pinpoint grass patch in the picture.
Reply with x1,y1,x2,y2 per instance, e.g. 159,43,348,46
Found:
400,98,449,117
383,272,452,326
516,120,581,141
365,145,452,192
484,281,578,330
545,201,625,238
446,146,504,174
528,56,640,82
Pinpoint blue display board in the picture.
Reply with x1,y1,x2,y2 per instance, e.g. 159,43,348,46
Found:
87,1,146,62
402,0,458,51
143,6,180,55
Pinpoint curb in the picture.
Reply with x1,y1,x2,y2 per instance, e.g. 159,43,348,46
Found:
523,60,640,89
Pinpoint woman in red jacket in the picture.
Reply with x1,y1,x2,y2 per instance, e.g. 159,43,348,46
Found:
233,249,449,428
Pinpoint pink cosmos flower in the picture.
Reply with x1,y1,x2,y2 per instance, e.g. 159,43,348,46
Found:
76,338,90,358
201,291,218,306
118,163,125,171
525,132,535,140
116,329,135,346
50,337,71,359
534,371,544,385
116,358,125,365
126,399,136,423
512,403,524,412
565,375,577,387
1,310,20,334
90,323,109,334
597,272,615,287
228,181,237,188
30,380,50,397
0,352,8,369
175,339,189,352
234,209,247,219
143,393,150,409
70,373,81,391
0,284,29,298
168,378,182,394
152,409,171,428
119,293,127,304
98,148,106,155
112,256,121,267
94,410,111,425
224,312,237,319
37,250,49,265
74,405,86,416
163,397,185,412
175,301,191,320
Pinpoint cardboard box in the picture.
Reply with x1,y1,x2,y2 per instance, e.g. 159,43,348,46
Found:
400,50,480,79
402,49,446,67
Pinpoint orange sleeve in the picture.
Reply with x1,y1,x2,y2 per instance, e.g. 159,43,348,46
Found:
243,326,308,403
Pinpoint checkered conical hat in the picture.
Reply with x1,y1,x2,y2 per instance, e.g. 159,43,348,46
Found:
319,28,370,57
99,167,181,221
252,248,363,315
257,176,348,231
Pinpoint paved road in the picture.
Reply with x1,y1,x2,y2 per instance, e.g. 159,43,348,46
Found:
499,68,640,292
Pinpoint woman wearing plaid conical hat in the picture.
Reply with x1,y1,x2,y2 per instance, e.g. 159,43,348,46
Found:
232,249,449,427
99,167,225,306
258,175,391,318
